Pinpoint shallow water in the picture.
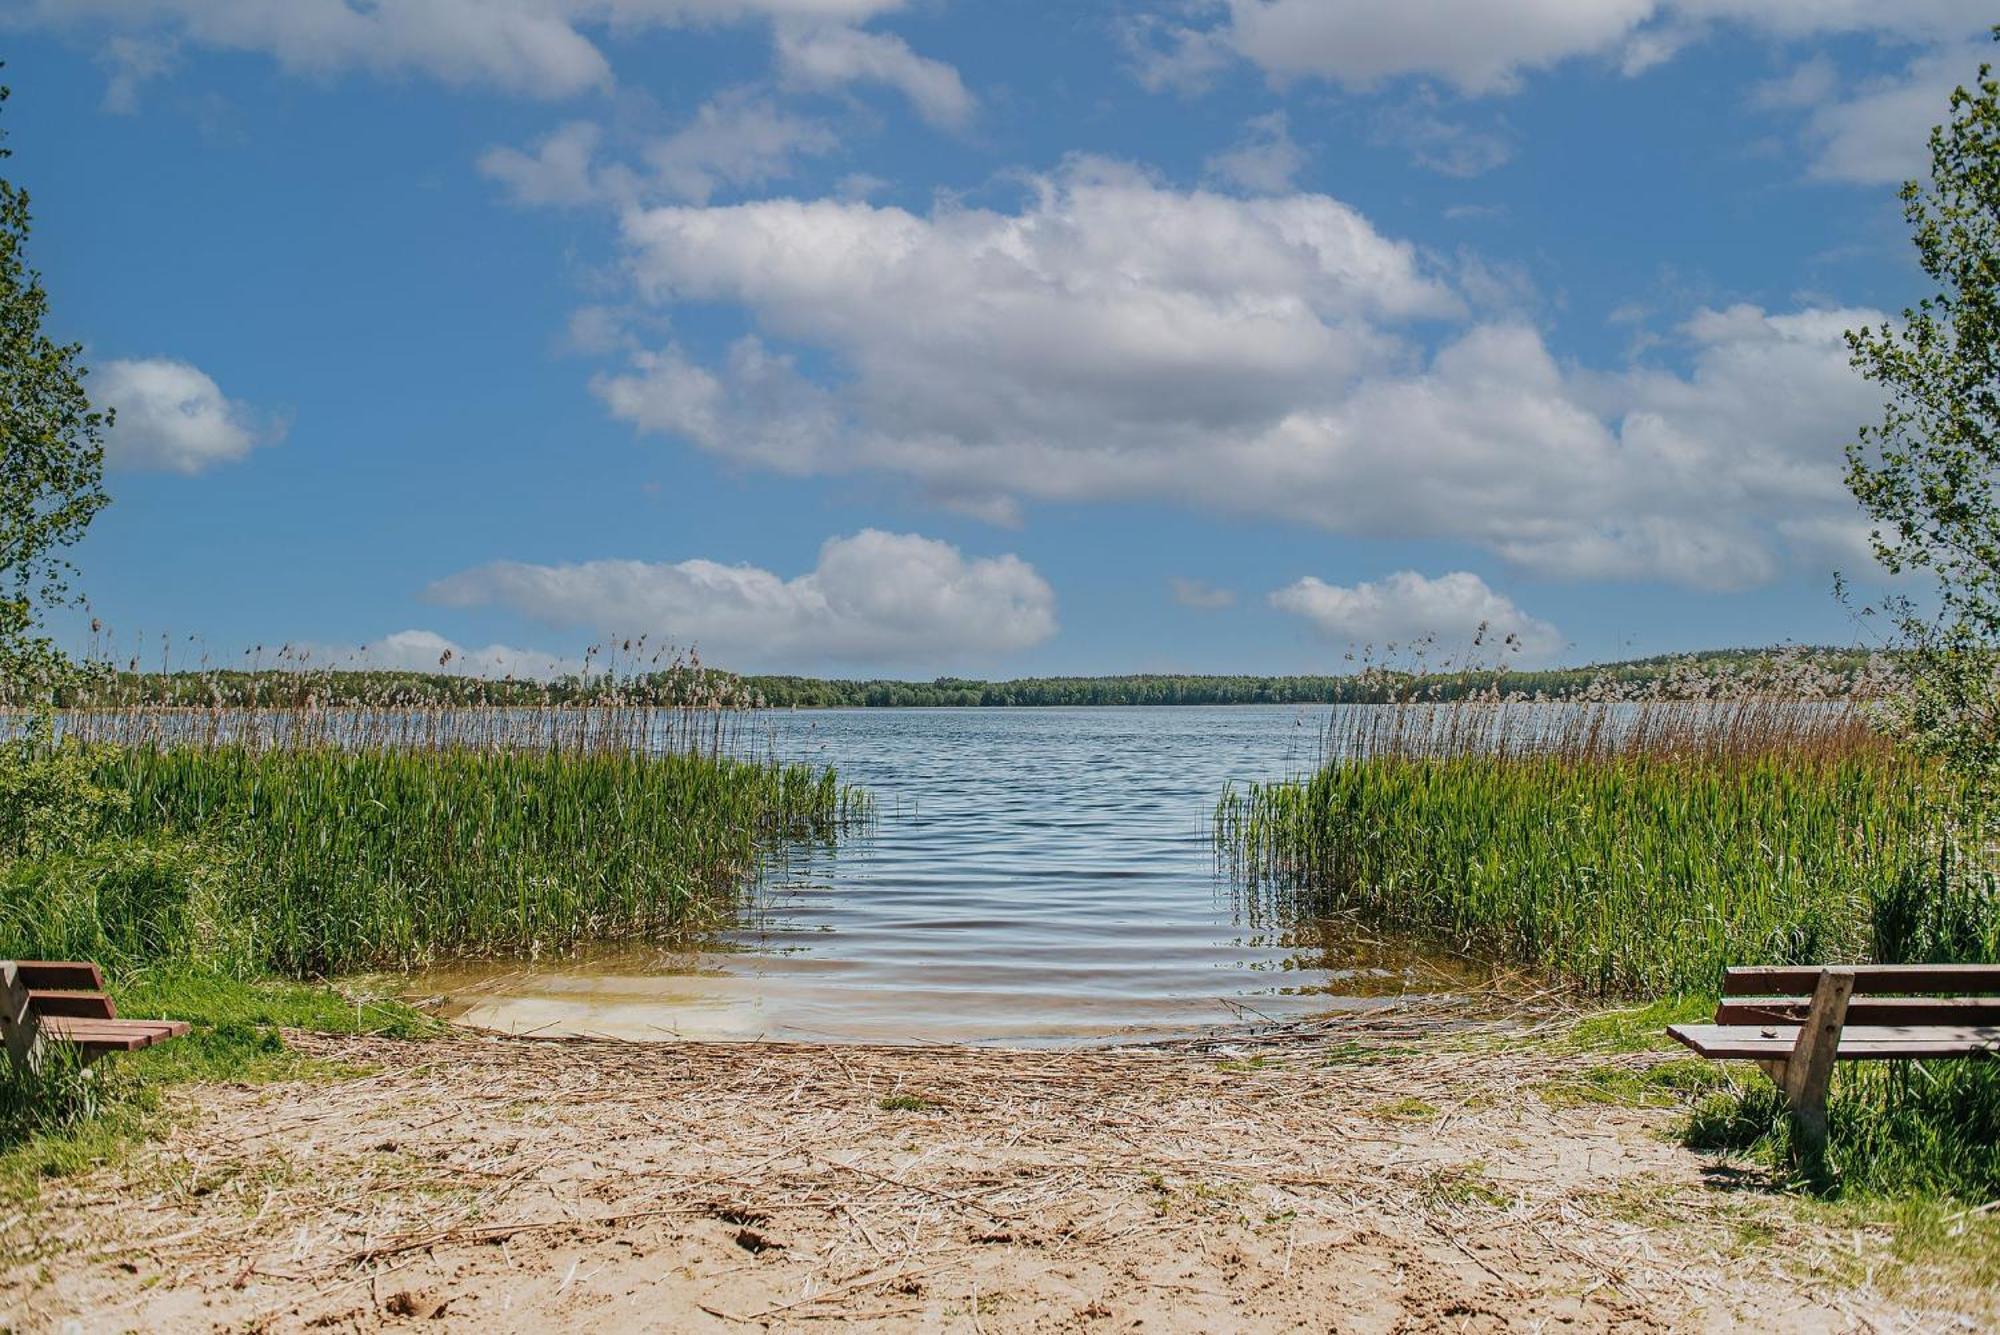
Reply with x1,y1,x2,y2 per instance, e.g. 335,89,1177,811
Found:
416,707,1487,1046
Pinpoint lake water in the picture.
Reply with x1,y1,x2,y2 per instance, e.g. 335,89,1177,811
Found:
417,707,1485,1046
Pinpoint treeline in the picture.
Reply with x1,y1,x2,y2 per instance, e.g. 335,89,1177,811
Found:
739,647,1889,706
56,646,1893,709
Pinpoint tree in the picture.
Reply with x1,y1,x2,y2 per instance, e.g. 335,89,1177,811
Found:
0,78,109,699
1846,33,2000,783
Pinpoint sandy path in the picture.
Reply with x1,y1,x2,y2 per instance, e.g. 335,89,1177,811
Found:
0,1010,1977,1332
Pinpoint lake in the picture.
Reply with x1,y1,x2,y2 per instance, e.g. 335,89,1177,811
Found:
416,706,1486,1045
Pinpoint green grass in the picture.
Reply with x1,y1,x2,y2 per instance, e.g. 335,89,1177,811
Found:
0,724,866,1198
878,1093,934,1112
0,971,435,1203
1687,1062,2000,1202
1539,1058,1737,1110
80,743,867,975
1218,747,1961,997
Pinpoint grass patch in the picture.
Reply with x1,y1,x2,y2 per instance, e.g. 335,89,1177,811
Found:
0,717,868,1197
1367,1096,1439,1122
0,971,437,1201
1418,1161,1511,1210
1214,701,1979,1000
878,1093,935,1112
1563,997,1714,1053
1687,1060,2000,1203
88,743,868,975
1541,1058,1738,1110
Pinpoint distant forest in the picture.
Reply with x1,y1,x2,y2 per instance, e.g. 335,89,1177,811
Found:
66,646,1890,708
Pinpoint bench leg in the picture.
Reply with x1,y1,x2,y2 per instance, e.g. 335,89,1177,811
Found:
1781,968,1853,1161
0,963,43,1073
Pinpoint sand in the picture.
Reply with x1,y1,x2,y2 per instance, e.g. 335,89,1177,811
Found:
2,1004,1985,1332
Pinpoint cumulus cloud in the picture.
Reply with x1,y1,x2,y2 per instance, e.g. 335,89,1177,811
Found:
606,158,1458,461
1204,112,1306,194
1269,570,1564,664
592,159,1883,590
428,530,1057,669
775,22,974,127
293,629,582,679
1134,0,1992,97
481,94,838,208
24,0,910,102
1777,43,1983,185
1170,578,1236,610
94,358,282,474
480,120,608,207
642,92,841,201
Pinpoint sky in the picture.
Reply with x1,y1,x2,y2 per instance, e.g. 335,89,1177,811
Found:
1,1,1990,680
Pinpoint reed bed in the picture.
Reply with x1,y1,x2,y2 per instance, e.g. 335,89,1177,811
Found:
100,743,866,975
1217,697,1978,997
1,682,870,978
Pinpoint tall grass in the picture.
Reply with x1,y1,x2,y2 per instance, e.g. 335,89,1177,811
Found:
0,667,871,978
84,743,867,974
1216,697,1966,997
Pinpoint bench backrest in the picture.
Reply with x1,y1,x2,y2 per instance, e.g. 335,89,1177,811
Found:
1724,964,2000,996
1719,964,2000,1027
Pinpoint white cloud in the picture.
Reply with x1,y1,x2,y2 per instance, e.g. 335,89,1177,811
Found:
775,22,974,127
428,530,1057,669
1371,98,1514,178
26,0,911,102
595,160,1883,590
32,0,613,100
95,358,281,474
480,120,607,207
96,34,178,113
1786,43,1981,184
1148,0,1993,97
642,91,840,201
1269,570,1563,663
608,158,1458,464
1204,112,1305,194
481,94,837,208
1170,578,1236,610
297,629,582,679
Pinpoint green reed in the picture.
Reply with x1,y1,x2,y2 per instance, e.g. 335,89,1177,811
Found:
62,740,869,977
1217,700,1967,997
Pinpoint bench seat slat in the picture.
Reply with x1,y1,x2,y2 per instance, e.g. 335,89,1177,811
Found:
40,1017,191,1053
1715,996,2000,1026
24,989,117,1020
1723,964,2000,996
1669,1022,2000,1061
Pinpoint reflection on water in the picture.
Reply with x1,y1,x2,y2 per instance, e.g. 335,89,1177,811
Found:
414,707,1491,1046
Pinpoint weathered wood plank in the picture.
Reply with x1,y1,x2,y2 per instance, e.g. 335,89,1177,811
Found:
1669,1022,2000,1060
1783,969,1853,1157
40,1017,189,1051
1715,996,2000,1026
0,963,38,1070
12,961,105,991
24,989,116,1020
1723,964,2000,996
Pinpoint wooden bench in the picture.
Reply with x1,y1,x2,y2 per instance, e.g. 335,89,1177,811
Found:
1668,964,2000,1154
0,960,189,1069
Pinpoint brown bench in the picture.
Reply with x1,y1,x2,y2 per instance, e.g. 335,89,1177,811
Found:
1668,964,2000,1154
0,960,190,1068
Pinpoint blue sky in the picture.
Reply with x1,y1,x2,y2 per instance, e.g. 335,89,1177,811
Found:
3,1,1989,678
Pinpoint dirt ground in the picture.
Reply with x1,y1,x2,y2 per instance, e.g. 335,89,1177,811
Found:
1,1005,1987,1333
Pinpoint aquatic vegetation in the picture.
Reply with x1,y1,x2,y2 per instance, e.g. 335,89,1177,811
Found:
1217,695,1966,998
82,740,868,975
